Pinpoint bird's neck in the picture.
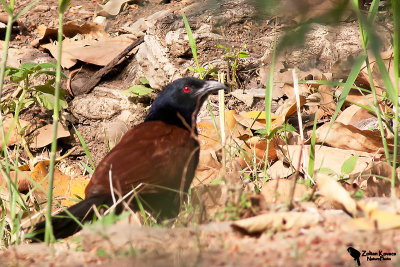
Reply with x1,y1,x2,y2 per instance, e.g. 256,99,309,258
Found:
145,106,197,132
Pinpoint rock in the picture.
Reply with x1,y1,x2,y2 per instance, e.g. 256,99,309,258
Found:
93,16,108,30
70,86,139,122
247,88,266,98
134,34,181,89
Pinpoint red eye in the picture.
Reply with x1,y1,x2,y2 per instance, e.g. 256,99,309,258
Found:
183,86,190,93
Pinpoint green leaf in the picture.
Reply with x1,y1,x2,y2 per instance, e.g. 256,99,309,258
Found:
20,62,37,70
36,92,67,110
22,98,35,109
139,77,149,85
318,168,336,175
341,155,358,175
37,62,57,69
238,51,249,58
96,249,108,258
217,44,230,52
34,80,60,94
354,189,364,200
5,67,19,76
10,70,27,82
123,85,153,97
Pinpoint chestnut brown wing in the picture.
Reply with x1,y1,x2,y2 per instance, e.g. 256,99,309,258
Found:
85,121,199,198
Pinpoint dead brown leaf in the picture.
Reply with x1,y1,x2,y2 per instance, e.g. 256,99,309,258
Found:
336,103,376,126
261,178,311,204
30,161,88,207
0,116,31,148
233,113,266,131
42,35,135,69
28,122,70,149
315,122,386,153
317,173,357,216
98,0,131,16
0,170,31,192
344,209,400,231
266,160,295,179
278,144,380,175
350,161,395,197
33,21,107,47
231,211,322,234
237,137,280,169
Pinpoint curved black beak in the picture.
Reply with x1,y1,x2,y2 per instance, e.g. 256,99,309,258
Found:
195,80,228,97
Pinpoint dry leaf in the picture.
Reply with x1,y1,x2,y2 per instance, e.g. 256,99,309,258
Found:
42,35,135,69
233,113,265,130
33,21,107,47
197,120,221,150
194,149,222,186
278,144,379,175
336,103,376,126
0,116,31,147
30,161,89,207
261,178,311,203
0,170,31,192
237,137,280,168
282,83,310,99
315,122,386,153
276,95,306,117
197,110,243,150
266,160,295,179
191,184,227,221
350,161,395,197
28,122,70,149
240,111,279,123
317,173,357,216
344,209,400,231
231,211,322,234
315,122,383,153
98,0,130,16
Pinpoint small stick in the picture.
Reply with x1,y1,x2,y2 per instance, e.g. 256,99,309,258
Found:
218,72,226,178
292,69,314,184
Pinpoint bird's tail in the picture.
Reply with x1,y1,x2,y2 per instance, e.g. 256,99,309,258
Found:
30,194,115,242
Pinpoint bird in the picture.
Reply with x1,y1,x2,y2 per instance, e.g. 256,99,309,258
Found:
30,77,227,241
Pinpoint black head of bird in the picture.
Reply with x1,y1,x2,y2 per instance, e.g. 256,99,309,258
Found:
145,77,227,128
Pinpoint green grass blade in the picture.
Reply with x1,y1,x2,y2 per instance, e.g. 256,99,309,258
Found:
182,12,199,69
331,54,366,123
13,0,39,21
73,125,95,170
308,113,318,180
0,0,13,16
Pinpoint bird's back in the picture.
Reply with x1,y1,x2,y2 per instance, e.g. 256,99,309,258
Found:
85,121,199,199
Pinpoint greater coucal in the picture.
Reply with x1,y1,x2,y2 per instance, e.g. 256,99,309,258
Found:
31,77,227,241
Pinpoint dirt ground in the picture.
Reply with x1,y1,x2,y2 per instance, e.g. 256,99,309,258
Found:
0,0,399,266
